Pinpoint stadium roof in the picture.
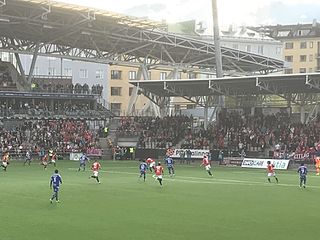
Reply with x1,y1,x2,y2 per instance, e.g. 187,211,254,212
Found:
130,73,320,97
0,0,284,73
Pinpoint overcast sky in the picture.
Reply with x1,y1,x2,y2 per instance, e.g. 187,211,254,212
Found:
57,0,320,29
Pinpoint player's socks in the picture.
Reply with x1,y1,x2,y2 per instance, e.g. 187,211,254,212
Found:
158,179,162,185
268,178,271,183
96,177,100,183
275,177,279,183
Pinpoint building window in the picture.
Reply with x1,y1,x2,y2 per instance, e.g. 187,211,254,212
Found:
111,87,121,96
188,72,197,79
187,104,195,109
96,70,103,79
148,71,151,79
129,87,133,96
246,45,251,52
64,68,72,76
129,71,137,80
110,103,121,115
232,44,238,49
285,56,293,62
285,42,294,49
310,41,314,48
300,42,307,49
300,55,307,62
299,68,306,73
177,72,182,79
48,67,56,76
309,68,313,72
309,54,314,62
79,69,88,78
111,70,122,79
284,68,293,74
258,45,264,54
160,72,167,80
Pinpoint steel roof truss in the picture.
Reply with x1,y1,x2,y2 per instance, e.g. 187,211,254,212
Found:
305,75,320,90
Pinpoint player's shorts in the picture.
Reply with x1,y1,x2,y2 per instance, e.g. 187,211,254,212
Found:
51,160,56,163
42,161,48,166
93,171,99,177
150,162,155,168
267,172,275,177
2,162,7,167
156,175,163,179
80,162,86,167
140,170,146,174
53,186,60,192
205,165,211,171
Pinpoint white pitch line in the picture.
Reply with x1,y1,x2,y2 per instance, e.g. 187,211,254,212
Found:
67,168,320,189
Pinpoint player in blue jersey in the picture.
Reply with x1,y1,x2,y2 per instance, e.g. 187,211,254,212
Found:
50,169,63,203
165,156,175,177
78,153,89,171
139,160,148,181
23,149,32,166
297,163,308,188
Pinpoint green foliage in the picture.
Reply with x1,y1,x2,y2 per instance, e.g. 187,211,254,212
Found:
0,160,318,240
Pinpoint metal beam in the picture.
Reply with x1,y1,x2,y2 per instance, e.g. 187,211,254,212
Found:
27,43,40,83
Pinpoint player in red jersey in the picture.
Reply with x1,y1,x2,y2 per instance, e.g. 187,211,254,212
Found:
89,159,101,184
200,155,212,176
146,157,156,173
1,151,10,171
267,160,278,183
154,162,164,186
41,154,48,170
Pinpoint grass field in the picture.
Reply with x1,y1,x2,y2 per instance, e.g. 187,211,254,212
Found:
0,160,319,240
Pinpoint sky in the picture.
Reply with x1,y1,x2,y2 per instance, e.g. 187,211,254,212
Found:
56,0,320,30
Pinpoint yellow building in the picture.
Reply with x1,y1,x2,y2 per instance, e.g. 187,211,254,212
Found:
257,21,320,74
108,65,198,115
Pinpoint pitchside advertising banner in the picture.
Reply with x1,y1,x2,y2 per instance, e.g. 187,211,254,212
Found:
171,149,210,159
241,158,290,170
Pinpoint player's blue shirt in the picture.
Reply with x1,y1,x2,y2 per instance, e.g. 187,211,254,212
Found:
165,157,174,167
79,154,88,164
50,174,62,188
139,162,148,172
298,166,308,177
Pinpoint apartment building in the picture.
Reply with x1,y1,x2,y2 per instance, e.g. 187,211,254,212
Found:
251,20,320,74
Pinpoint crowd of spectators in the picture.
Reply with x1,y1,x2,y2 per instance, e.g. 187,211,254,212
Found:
116,111,320,161
0,120,100,156
117,116,193,148
0,98,110,119
31,82,103,96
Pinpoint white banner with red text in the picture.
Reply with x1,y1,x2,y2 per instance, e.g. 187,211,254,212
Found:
171,149,210,159
241,158,290,170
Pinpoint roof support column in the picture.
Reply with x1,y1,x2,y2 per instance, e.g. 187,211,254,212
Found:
14,53,26,82
27,43,40,83
212,0,224,111
204,105,208,130
127,64,160,117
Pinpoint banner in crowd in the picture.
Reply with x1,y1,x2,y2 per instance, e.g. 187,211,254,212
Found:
70,152,82,161
87,148,102,157
171,149,210,159
241,158,290,170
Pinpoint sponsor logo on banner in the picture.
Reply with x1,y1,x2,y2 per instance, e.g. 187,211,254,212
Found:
70,152,82,161
171,149,210,159
241,158,290,170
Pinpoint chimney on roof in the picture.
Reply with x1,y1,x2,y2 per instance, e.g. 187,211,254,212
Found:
312,19,317,27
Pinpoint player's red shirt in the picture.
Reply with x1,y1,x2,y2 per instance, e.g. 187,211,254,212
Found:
92,162,101,171
42,154,48,162
155,165,163,176
146,158,155,164
202,157,210,166
267,163,275,173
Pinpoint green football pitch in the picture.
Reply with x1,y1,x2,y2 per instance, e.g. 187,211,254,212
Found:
0,160,319,240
